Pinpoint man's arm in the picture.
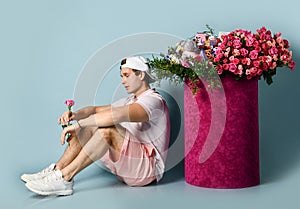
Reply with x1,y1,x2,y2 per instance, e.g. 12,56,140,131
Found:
77,103,148,128
73,105,111,120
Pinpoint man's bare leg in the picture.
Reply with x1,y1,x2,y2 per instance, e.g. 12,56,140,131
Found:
61,126,126,181
55,127,98,170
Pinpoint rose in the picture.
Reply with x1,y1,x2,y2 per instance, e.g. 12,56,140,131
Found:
233,39,242,49
62,99,75,129
240,48,249,57
249,50,258,60
65,100,75,108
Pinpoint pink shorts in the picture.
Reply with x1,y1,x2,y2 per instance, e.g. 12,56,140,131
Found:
100,130,157,186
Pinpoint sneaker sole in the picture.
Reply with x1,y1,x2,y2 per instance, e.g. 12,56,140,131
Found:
25,184,73,196
20,176,28,183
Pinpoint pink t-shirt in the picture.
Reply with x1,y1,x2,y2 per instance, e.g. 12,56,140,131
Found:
112,89,170,181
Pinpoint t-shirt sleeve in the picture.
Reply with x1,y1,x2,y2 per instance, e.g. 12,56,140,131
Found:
135,94,164,121
111,97,128,107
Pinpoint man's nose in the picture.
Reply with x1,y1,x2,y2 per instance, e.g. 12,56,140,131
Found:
121,77,126,84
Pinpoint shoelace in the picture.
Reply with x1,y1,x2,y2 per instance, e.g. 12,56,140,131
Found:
39,167,52,175
42,171,61,183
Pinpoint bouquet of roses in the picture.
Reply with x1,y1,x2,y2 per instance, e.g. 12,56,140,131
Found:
213,26,295,84
149,25,295,94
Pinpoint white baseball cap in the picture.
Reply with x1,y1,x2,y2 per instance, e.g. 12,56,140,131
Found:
120,56,156,83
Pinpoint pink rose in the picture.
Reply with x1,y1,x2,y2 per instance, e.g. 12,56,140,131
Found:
65,100,75,107
238,64,243,71
229,63,237,72
217,53,223,59
249,50,258,60
246,36,255,47
268,47,278,56
270,62,277,70
181,61,190,68
288,60,295,70
283,39,290,48
263,56,272,63
232,58,240,65
276,37,283,44
214,57,220,63
275,32,281,38
216,65,223,74
253,60,260,68
240,48,248,57
262,63,269,71
233,39,242,48
233,49,240,56
255,46,262,53
250,67,257,75
223,63,229,70
257,69,263,75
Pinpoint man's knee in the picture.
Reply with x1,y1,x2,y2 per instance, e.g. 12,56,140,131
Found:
97,126,125,147
97,127,115,145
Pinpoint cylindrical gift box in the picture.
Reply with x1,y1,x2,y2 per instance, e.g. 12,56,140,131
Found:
184,75,260,188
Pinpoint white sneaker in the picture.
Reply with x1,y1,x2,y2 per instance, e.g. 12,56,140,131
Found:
21,163,56,183
25,169,74,196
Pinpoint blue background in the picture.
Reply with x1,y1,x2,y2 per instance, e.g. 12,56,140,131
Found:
1,0,300,208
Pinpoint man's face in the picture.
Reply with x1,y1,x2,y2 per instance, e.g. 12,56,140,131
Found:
120,68,143,94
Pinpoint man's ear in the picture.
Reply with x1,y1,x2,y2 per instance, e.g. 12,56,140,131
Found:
139,71,146,80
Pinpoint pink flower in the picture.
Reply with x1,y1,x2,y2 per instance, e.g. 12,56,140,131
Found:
62,99,75,129
229,63,237,72
241,58,251,66
223,63,229,70
233,49,240,56
257,69,263,75
250,67,257,74
232,58,240,65
253,60,260,68
288,60,295,70
273,55,278,61
249,50,258,60
65,100,75,107
216,65,223,74
240,48,248,57
181,61,190,68
238,64,243,72
246,36,256,47
270,62,277,70
214,57,220,63
275,32,281,38
268,47,278,56
233,39,242,48
262,63,269,71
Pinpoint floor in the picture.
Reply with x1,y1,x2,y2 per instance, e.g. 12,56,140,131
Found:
4,156,300,209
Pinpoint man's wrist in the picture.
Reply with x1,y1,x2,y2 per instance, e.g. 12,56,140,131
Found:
76,120,82,128
76,115,96,128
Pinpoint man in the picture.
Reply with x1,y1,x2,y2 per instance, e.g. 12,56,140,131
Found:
21,56,170,196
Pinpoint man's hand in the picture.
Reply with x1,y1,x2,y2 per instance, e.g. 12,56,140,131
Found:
58,111,76,126
60,123,80,145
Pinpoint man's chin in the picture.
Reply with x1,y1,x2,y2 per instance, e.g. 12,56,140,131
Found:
125,89,132,94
